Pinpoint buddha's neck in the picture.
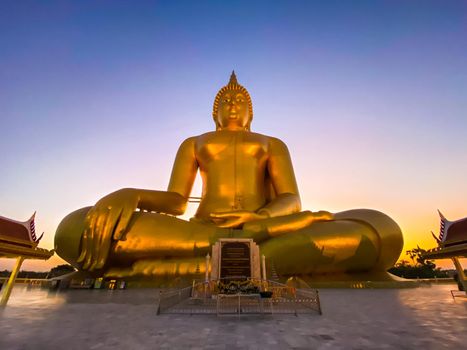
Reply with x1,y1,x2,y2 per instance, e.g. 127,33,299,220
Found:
218,126,250,132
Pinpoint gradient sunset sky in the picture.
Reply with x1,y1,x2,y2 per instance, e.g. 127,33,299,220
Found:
1,0,466,271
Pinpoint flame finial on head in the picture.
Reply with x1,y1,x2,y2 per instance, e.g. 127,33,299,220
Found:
229,70,238,85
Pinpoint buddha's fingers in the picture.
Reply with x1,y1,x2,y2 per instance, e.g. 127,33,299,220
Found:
113,205,136,240
314,211,334,221
77,227,89,263
212,211,257,227
217,218,244,228
89,213,108,271
210,212,234,218
210,213,224,217
78,213,97,264
95,209,122,269
82,214,98,270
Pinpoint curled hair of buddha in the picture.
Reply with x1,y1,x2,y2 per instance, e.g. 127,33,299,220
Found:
212,71,253,131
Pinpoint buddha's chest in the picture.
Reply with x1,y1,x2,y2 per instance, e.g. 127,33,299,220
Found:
195,133,268,167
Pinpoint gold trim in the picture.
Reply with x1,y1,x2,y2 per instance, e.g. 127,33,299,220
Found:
0,242,53,259
0,234,37,247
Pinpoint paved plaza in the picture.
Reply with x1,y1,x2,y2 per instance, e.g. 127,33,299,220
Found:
0,284,466,349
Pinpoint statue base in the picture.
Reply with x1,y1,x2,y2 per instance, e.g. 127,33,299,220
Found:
49,271,421,289
286,272,422,289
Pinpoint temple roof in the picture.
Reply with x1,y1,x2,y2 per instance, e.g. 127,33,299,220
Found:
0,213,42,246
424,212,467,260
0,213,52,260
437,211,467,247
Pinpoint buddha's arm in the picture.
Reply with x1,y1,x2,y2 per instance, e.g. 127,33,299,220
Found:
167,136,198,198
78,137,198,271
137,190,187,215
137,136,199,213
258,137,301,217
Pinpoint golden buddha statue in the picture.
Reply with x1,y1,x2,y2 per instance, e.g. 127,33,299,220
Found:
55,72,403,280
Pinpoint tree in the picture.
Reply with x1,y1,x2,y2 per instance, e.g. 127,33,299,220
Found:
406,246,435,269
47,264,76,278
388,246,448,279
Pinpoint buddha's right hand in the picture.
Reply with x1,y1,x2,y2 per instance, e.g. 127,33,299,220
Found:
243,210,334,241
77,188,140,271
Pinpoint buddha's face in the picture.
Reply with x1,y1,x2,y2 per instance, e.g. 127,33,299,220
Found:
216,90,251,130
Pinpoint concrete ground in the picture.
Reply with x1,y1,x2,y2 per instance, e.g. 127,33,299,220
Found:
0,284,465,349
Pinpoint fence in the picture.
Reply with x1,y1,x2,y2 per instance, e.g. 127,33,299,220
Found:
157,278,321,316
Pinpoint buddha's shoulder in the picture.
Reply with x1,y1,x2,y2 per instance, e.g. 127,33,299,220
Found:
184,132,287,152
194,131,218,139
192,131,283,142
247,132,288,147
248,132,289,149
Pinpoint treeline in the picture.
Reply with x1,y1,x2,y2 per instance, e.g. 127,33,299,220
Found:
0,264,75,279
388,261,450,279
389,246,464,279
0,270,48,278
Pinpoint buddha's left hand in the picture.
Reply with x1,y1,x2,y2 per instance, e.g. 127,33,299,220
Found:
210,210,268,228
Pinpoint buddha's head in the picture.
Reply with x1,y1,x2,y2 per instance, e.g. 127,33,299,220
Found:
213,71,253,131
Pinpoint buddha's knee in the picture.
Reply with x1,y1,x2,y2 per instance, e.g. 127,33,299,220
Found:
54,206,91,268
334,209,404,270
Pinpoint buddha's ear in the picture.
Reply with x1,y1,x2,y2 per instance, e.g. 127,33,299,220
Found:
245,116,252,131
214,118,221,131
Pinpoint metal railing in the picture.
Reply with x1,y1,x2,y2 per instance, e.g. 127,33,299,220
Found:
157,277,322,315
157,285,195,315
